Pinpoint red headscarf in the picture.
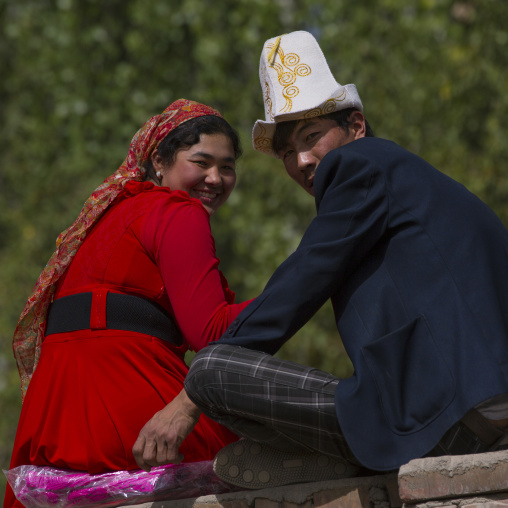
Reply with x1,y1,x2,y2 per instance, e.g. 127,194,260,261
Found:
13,99,223,401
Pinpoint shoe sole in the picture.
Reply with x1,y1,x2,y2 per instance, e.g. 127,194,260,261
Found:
213,440,359,490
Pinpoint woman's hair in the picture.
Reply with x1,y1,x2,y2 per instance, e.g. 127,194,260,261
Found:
143,115,242,181
272,107,374,155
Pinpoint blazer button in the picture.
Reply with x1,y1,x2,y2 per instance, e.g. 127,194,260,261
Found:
227,320,239,334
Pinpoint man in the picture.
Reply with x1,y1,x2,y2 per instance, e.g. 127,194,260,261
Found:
133,31,508,489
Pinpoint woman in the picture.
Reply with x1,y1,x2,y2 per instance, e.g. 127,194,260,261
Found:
5,99,252,508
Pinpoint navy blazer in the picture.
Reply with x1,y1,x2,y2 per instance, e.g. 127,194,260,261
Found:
218,137,508,470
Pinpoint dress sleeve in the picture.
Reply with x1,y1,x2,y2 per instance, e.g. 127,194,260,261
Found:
141,196,252,351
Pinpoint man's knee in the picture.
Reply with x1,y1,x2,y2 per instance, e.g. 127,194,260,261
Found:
184,343,227,405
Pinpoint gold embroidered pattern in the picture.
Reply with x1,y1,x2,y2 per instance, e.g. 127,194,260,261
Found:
253,124,273,153
267,36,282,66
264,79,274,121
266,41,311,114
304,91,347,118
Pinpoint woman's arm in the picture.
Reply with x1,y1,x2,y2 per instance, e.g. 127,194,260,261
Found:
141,197,252,350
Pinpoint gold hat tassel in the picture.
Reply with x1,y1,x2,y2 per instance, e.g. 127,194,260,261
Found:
267,36,282,66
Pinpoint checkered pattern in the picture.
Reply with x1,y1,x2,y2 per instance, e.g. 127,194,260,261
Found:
429,422,491,456
428,419,508,456
185,344,359,464
186,344,503,467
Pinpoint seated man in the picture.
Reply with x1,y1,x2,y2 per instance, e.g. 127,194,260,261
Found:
134,31,508,490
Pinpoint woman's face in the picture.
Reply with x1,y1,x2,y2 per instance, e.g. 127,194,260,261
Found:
155,133,237,216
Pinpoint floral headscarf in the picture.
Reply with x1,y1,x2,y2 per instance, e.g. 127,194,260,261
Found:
13,99,223,401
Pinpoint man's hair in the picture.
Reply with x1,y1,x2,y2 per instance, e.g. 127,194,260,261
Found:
272,108,374,155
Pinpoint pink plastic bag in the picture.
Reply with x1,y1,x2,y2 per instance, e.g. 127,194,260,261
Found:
4,461,239,508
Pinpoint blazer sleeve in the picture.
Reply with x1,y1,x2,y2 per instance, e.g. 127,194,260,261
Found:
218,144,389,354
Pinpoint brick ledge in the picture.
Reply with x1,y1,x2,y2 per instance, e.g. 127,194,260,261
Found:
125,472,399,508
122,450,508,508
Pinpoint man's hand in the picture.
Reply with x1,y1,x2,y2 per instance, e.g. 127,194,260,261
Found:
132,389,202,471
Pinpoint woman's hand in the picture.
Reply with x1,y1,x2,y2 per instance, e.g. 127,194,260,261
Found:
132,389,202,471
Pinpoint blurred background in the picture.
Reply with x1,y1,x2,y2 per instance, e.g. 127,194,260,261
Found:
1,0,507,502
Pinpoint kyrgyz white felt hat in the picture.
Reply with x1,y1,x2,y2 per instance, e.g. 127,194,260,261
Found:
252,31,363,157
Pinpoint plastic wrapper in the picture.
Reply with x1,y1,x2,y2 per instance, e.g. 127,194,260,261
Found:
4,461,240,508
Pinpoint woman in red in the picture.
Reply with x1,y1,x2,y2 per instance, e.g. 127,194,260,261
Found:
6,99,252,508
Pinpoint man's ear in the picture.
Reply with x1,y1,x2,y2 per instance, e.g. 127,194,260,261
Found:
349,111,366,140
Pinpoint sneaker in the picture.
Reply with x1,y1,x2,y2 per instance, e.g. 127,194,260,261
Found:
213,439,359,490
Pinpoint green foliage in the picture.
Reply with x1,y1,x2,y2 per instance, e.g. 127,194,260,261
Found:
1,0,507,501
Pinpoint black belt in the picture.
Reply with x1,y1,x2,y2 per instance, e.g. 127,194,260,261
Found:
45,292,183,347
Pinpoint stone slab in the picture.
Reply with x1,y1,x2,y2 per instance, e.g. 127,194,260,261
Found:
255,499,312,508
403,492,508,508
122,472,397,508
398,450,508,502
313,485,371,508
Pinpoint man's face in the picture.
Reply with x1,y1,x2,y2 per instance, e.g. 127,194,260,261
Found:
276,117,361,196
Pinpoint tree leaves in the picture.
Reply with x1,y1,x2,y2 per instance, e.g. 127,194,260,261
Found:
1,0,507,497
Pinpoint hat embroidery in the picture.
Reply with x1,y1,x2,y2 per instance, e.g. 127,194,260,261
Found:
267,36,282,66
266,40,311,114
253,124,272,153
264,81,274,121
304,92,348,118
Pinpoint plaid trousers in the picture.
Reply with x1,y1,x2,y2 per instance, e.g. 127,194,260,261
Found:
185,343,360,465
186,344,505,468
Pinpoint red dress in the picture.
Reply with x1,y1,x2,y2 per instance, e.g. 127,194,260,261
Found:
5,182,251,508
